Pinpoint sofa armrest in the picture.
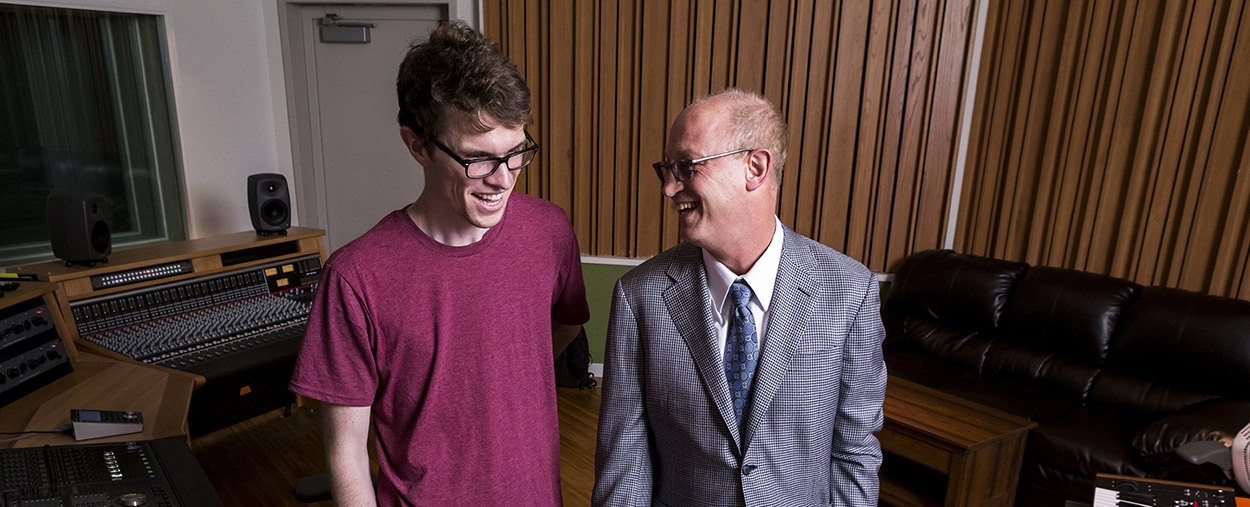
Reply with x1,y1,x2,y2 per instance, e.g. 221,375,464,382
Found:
1133,398,1250,460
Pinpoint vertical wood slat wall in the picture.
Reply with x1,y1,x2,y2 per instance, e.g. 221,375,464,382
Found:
958,0,1250,299
483,0,980,272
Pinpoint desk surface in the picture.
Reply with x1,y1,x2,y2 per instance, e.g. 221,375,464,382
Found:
0,350,195,449
0,281,58,312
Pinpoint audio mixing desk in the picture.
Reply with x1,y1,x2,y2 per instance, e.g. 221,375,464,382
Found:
0,438,223,506
8,228,327,437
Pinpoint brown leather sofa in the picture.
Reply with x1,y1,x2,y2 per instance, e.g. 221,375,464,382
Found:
881,249,1250,506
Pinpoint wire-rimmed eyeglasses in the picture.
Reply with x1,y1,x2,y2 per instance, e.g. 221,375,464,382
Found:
652,148,755,183
431,130,540,179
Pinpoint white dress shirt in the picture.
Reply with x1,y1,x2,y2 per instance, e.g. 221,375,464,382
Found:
702,216,785,358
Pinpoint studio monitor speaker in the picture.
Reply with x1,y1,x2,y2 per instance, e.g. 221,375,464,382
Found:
248,173,291,235
47,190,112,266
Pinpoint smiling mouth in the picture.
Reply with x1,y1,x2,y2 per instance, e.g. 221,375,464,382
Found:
677,202,699,213
474,192,503,204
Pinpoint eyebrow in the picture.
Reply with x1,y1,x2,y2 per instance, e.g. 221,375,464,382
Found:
665,148,703,161
459,140,528,159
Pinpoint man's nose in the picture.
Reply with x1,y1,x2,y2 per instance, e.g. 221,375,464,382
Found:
483,162,516,188
661,171,683,197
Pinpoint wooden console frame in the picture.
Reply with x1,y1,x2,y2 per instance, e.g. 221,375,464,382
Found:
0,282,195,449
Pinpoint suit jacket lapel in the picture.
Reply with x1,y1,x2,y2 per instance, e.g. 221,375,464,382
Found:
662,244,743,445
742,228,818,448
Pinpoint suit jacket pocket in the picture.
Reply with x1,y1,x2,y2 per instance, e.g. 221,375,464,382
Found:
785,346,841,385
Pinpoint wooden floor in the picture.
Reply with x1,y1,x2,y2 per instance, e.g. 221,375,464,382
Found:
190,386,601,506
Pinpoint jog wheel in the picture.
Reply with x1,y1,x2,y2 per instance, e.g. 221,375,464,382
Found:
114,492,148,507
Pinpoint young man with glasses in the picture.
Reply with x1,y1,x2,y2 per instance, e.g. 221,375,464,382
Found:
593,89,887,506
290,20,589,506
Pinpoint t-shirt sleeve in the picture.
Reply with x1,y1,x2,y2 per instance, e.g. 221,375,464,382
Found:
551,220,590,327
288,265,378,406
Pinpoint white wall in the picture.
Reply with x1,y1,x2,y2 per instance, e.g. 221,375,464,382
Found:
15,0,479,239
170,0,290,238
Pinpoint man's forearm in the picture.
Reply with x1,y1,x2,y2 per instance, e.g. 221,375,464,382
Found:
552,320,582,358
324,403,377,506
329,455,375,506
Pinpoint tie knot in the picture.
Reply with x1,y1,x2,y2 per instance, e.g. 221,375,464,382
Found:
730,280,753,310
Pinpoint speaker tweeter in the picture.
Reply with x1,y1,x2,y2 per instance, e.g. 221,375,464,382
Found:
247,173,291,235
47,190,112,267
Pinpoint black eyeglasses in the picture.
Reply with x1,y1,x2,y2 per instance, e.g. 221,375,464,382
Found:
652,148,755,183
430,130,540,179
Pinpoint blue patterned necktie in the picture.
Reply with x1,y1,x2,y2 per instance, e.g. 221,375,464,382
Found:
725,280,759,429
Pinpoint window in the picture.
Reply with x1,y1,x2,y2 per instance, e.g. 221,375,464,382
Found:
0,4,186,266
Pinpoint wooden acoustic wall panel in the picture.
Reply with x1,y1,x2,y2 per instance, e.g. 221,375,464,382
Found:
486,0,980,272
959,0,1250,298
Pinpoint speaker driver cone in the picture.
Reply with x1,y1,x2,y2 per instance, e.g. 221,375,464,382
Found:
262,200,289,226
91,221,111,254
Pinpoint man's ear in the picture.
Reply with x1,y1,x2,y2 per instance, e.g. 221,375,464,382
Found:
400,126,432,166
745,149,772,192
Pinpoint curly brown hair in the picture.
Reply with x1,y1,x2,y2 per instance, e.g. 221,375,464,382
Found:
396,20,531,146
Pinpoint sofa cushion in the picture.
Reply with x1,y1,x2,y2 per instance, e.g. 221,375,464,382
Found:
1132,397,1250,459
981,341,1104,407
931,376,1076,420
1086,369,1216,419
885,249,1028,336
986,267,1140,403
1026,407,1149,479
890,317,994,374
883,350,979,389
886,349,1077,419
1091,286,1250,415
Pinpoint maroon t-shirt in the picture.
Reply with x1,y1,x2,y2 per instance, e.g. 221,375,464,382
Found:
290,193,590,506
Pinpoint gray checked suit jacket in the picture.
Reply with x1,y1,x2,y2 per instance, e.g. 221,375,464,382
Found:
592,225,887,507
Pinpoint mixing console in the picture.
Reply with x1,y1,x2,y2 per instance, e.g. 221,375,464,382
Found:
0,439,222,506
69,255,320,379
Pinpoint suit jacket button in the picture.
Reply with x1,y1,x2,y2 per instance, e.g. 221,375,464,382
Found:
741,464,757,476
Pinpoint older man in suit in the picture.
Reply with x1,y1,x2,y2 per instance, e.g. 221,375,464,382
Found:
592,89,887,507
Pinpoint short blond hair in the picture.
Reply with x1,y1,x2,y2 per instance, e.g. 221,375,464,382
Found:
692,88,788,190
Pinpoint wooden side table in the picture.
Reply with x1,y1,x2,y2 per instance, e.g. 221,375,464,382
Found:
879,376,1038,507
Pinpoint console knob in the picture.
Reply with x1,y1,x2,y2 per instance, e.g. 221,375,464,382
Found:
114,492,148,506
1114,479,1139,492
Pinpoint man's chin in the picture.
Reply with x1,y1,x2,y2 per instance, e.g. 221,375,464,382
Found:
471,216,503,230
677,225,704,248
469,207,507,230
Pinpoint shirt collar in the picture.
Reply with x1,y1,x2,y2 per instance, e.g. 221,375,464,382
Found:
703,216,785,314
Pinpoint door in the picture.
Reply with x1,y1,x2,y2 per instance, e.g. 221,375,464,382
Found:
286,4,444,254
